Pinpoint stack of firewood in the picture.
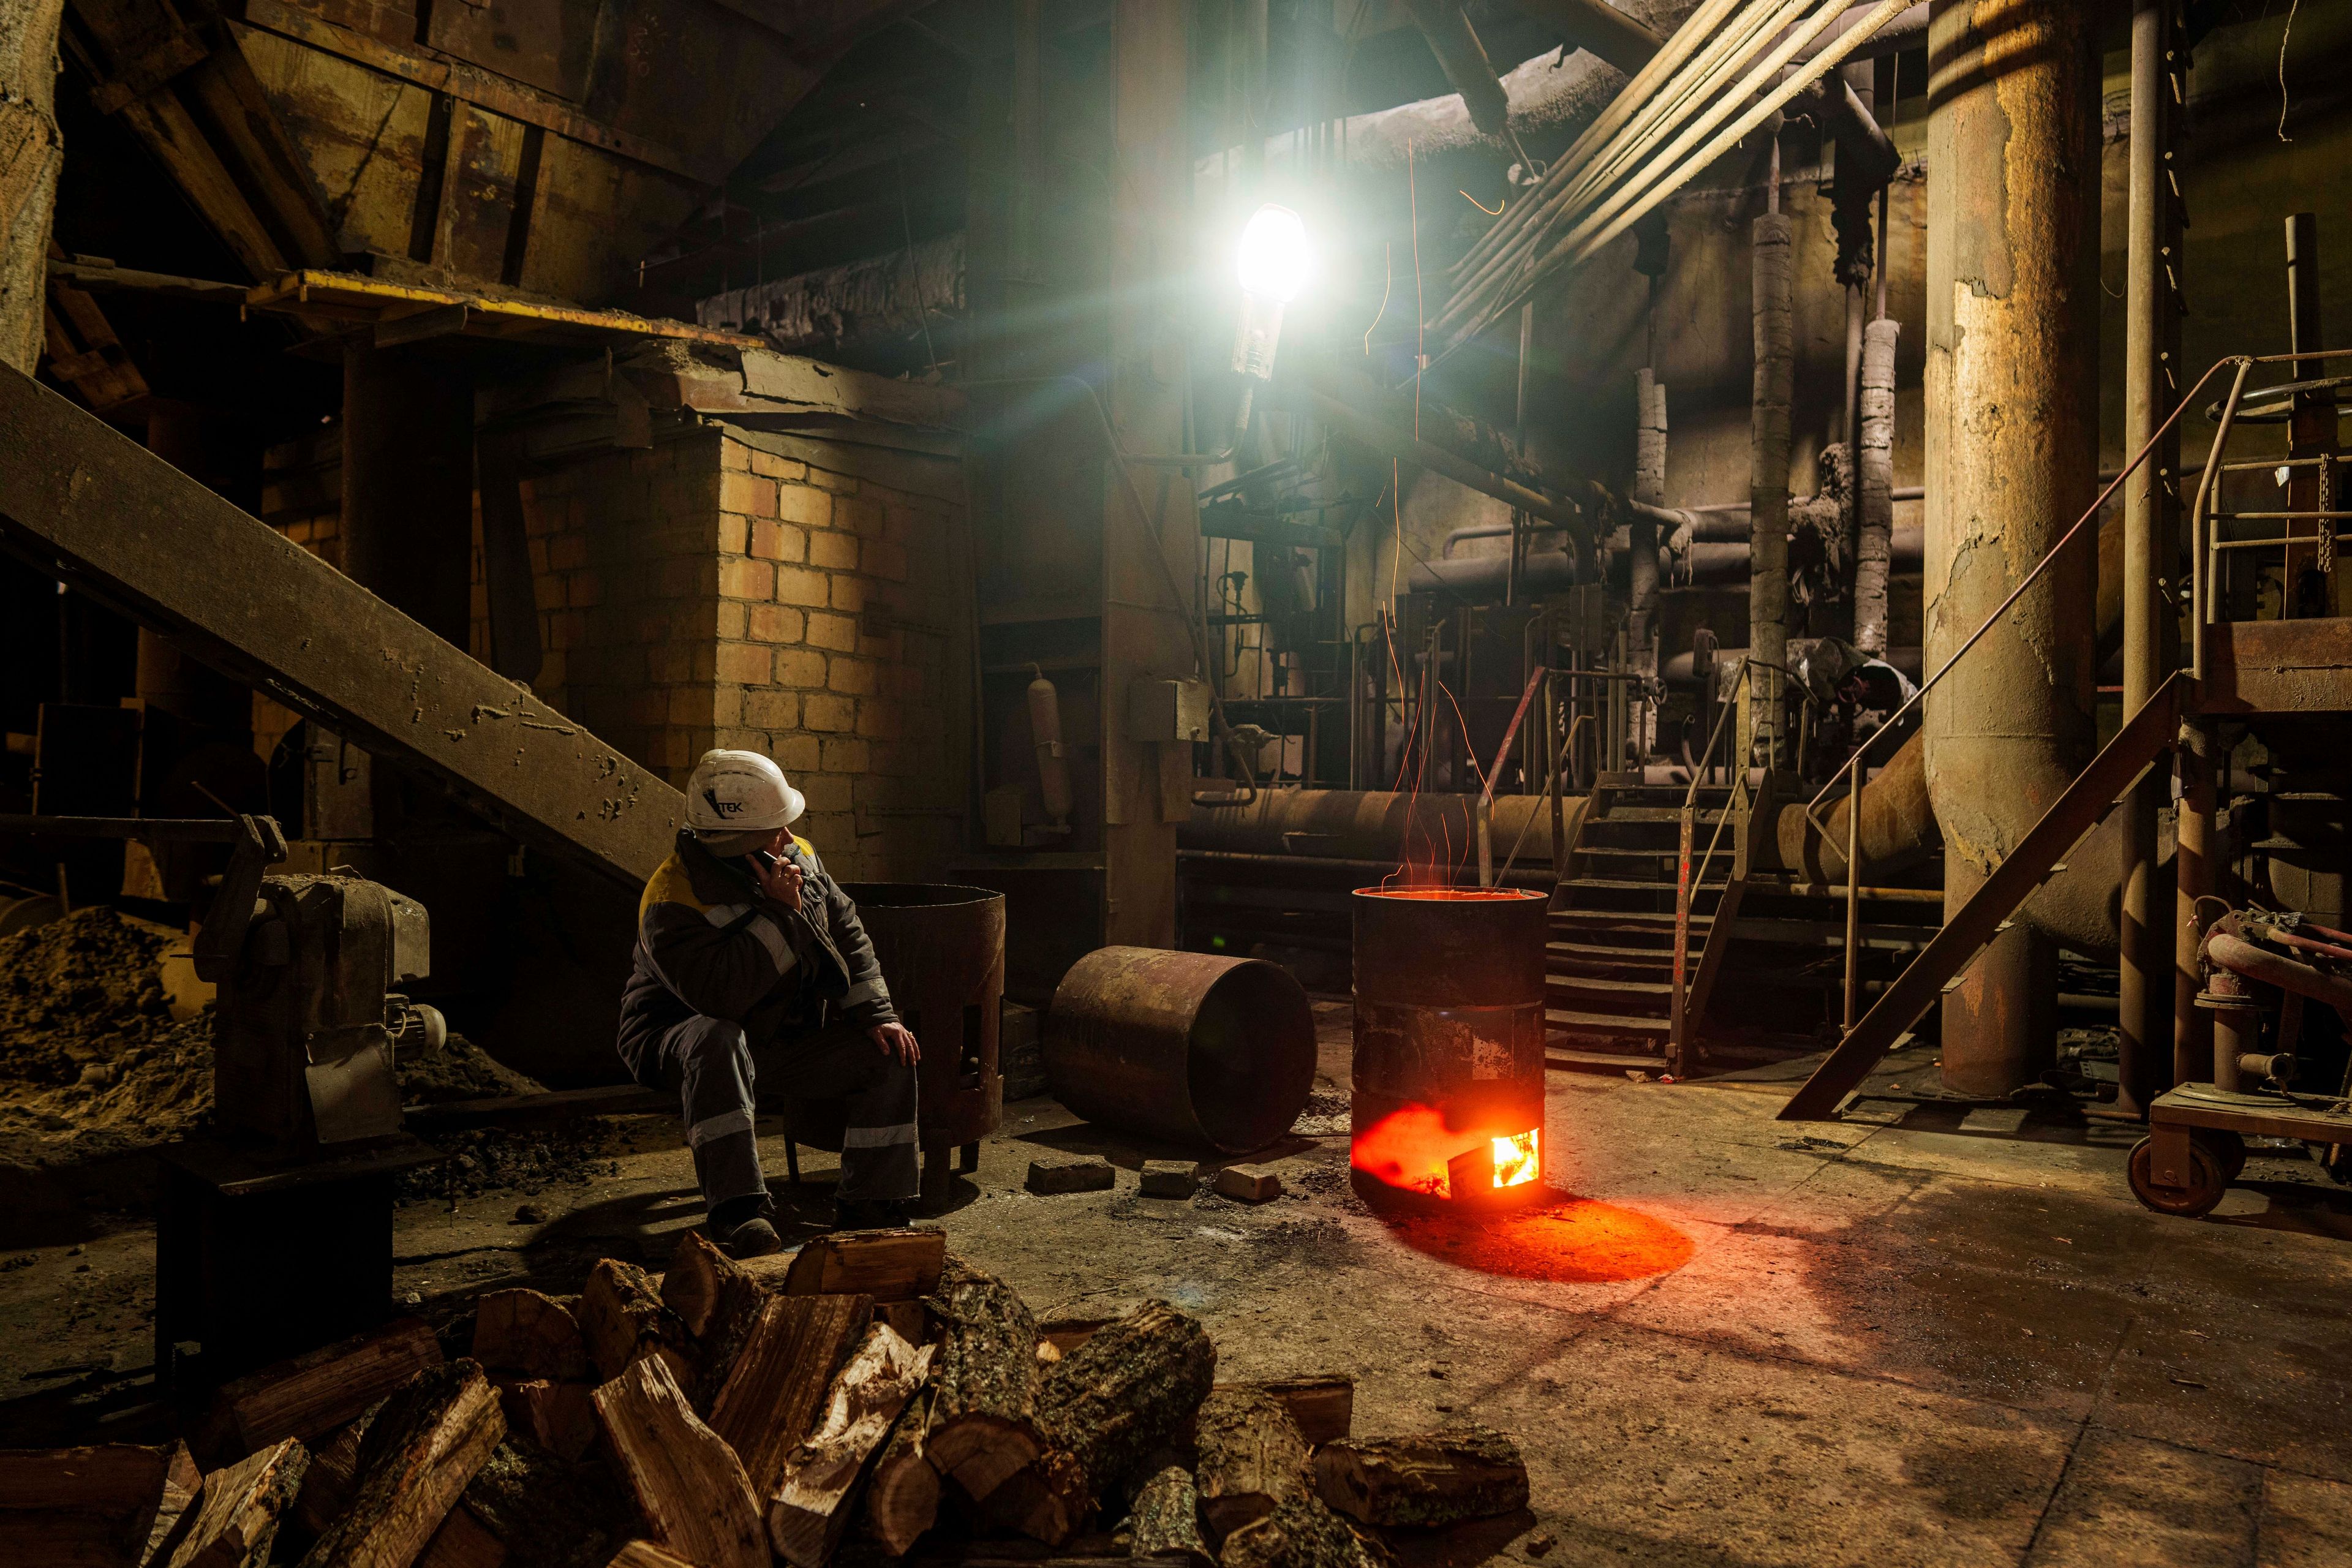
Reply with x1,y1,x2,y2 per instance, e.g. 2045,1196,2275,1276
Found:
0,1231,1529,1568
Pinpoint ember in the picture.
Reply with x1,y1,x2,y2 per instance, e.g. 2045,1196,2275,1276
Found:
1491,1129,1540,1188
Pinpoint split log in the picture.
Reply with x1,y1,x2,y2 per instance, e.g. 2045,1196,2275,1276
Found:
782,1228,946,1300
295,1359,507,1568
471,1291,589,1384
1193,1388,1311,1542
863,1392,941,1556
1128,1464,1213,1567
604,1543,698,1568
496,1379,599,1463
168,1438,309,1568
200,1319,443,1457
708,1292,873,1499
456,1437,626,1568
876,1300,930,1346
1006,1302,1217,1546
662,1231,770,1408
593,1354,767,1568
148,1442,205,1565
923,1257,1045,1502
1218,1498,1386,1568
1311,1428,1527,1529
1215,1379,1351,1447
1210,1167,1280,1204
1039,1319,1109,1356
0,1441,204,1566
767,1323,935,1567
291,1414,372,1534
1039,1302,1216,1501
578,1261,693,1385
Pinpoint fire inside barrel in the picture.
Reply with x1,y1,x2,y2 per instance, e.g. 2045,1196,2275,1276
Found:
1351,888,1548,1205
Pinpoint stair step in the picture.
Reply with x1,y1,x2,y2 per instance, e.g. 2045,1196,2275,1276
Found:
1562,876,1729,893
1547,1007,1672,1036
1548,938,1679,962
1546,1046,1668,1072
1551,910,1714,930
1599,807,1731,824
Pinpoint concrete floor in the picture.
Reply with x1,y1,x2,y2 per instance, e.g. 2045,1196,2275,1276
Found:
5,1002,2351,1566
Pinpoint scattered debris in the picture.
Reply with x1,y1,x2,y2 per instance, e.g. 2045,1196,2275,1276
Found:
1026,1156,1116,1196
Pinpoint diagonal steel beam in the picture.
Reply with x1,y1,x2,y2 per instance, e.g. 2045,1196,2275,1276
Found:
0,363,681,888
1777,673,2187,1121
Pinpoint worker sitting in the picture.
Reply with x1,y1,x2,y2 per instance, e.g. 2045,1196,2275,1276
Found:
615,749,921,1257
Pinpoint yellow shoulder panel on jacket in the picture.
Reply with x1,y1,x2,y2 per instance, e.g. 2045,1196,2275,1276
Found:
638,853,707,922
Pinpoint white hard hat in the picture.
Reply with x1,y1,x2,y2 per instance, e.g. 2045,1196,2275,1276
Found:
685,749,805,834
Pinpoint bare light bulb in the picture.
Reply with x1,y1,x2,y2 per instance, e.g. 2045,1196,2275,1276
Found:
1236,203,1309,303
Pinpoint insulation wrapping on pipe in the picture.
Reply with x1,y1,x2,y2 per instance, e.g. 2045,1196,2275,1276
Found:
1629,368,1665,754
1027,668,1074,826
1747,209,1795,761
1855,318,1900,655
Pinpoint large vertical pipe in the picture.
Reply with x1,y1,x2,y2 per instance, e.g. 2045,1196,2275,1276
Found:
1923,0,2100,1097
1855,320,1899,655
1748,178,1794,767
2119,0,2177,1115
2173,722,2214,1085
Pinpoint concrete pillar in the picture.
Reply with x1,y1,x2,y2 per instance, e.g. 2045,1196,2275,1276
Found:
341,339,476,647
1922,0,2100,1097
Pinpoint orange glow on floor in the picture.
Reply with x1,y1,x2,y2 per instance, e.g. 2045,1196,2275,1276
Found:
1377,1197,1695,1283
1492,1129,1540,1188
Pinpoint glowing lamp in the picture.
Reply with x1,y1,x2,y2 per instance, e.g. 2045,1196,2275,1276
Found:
1232,203,1308,386
1236,203,1310,303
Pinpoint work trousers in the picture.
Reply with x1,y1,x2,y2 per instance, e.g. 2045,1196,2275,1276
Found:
656,1012,919,1211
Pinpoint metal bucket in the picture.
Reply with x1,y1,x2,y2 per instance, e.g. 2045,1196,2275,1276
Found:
840,884,1006,1158
1351,888,1549,1203
1044,946,1316,1153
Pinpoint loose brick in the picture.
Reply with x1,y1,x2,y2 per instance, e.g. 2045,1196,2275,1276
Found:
1027,1156,1115,1196
1212,1166,1283,1204
1139,1162,1197,1199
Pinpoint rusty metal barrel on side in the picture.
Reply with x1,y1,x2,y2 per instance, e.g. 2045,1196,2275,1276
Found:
1044,946,1316,1153
1351,888,1549,1198
840,884,1006,1175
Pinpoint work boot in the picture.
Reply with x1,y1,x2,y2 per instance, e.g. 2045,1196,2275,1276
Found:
709,1194,782,1258
722,1216,784,1259
834,1197,914,1231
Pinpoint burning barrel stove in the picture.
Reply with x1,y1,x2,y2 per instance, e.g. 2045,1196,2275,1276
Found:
1351,888,1549,1205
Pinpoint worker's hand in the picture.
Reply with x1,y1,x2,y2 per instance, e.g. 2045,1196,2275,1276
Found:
869,1022,921,1066
749,852,803,911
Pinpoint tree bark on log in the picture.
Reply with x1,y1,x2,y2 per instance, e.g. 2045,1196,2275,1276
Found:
1212,1379,1351,1447
1039,1302,1216,1501
456,1436,627,1568
864,1390,941,1555
295,1360,507,1568
923,1257,1046,1502
0,0,66,374
579,1261,693,1386
472,1292,590,1384
1311,1428,1527,1529
593,1354,767,1568
708,1292,874,1501
767,1324,934,1568
783,1229,946,1300
1193,1389,1310,1542
1128,1464,1212,1568
1217,1498,1386,1568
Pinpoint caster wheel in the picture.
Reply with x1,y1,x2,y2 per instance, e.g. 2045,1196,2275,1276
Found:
2128,1136,2228,1218
2193,1128,2247,1184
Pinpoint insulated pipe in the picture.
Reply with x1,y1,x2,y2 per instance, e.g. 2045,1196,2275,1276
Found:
1748,203,1796,767
1922,0,2101,1098
1175,786,1580,865
1855,318,1900,654
1512,0,1667,78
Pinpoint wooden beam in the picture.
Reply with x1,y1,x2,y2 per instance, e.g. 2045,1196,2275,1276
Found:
232,0,726,186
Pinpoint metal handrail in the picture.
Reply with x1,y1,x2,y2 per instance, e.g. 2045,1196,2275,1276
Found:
2195,347,2352,634
1669,657,1754,1063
